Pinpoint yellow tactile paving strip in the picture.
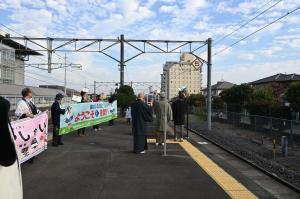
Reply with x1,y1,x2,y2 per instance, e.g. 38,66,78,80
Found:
148,138,258,199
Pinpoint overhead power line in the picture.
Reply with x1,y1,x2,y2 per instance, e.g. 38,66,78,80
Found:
215,0,283,45
0,23,64,61
214,4,300,56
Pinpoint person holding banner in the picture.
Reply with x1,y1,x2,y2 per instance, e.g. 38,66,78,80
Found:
0,96,23,199
131,92,153,154
78,90,88,137
93,94,102,131
51,93,66,146
15,88,40,120
15,88,41,164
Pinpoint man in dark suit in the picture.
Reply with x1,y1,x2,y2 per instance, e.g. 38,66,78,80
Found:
51,93,66,146
131,92,153,154
172,91,187,142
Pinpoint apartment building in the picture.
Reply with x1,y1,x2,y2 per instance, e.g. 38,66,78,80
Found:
161,53,202,99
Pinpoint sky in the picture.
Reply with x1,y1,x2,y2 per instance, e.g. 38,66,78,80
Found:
0,0,300,93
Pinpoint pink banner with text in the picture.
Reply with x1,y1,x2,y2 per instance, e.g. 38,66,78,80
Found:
10,112,48,164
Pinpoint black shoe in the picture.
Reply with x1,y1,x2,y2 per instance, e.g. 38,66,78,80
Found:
58,142,64,145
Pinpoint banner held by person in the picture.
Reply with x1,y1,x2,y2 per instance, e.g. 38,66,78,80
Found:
59,101,117,135
10,112,48,164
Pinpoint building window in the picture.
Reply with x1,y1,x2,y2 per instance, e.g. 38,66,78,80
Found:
0,66,15,84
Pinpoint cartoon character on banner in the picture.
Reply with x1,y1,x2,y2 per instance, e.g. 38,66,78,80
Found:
64,106,74,127
110,105,115,115
15,122,47,158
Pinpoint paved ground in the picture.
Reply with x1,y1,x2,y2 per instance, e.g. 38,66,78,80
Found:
21,120,300,199
21,121,229,199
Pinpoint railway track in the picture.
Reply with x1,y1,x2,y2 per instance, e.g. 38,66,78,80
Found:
188,127,300,194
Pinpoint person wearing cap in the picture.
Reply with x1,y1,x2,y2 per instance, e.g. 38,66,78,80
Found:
51,93,66,146
154,92,172,146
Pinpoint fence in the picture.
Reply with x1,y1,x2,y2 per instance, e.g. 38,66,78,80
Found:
189,106,300,138
188,106,300,189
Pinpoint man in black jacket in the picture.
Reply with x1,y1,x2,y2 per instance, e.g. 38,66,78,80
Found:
171,91,187,142
131,92,153,154
51,93,66,146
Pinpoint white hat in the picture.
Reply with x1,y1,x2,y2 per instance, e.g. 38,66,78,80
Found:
82,88,89,93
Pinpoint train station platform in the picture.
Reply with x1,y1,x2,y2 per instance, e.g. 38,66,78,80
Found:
21,121,299,199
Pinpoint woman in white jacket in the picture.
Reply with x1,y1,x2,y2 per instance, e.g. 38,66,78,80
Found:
0,96,23,199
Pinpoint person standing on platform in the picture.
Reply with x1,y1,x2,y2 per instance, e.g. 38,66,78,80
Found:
51,93,66,147
78,90,88,137
154,93,172,146
172,91,187,142
15,88,40,164
125,106,132,125
108,96,115,126
0,96,23,199
131,92,153,154
93,94,102,131
15,88,40,120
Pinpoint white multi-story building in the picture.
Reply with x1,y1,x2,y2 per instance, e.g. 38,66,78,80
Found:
161,53,202,99
0,32,41,85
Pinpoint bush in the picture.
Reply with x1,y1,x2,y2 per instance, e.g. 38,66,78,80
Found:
187,93,206,107
285,82,300,112
245,87,277,116
220,84,253,112
212,97,225,110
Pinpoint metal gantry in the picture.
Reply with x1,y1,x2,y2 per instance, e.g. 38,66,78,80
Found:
0,34,212,132
93,81,161,95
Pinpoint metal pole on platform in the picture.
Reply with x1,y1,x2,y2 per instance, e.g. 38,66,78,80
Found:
207,38,212,131
163,75,167,156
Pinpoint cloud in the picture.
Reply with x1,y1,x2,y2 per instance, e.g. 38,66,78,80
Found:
260,46,282,56
1,0,299,92
159,5,178,13
9,8,53,36
239,53,255,60
211,60,300,84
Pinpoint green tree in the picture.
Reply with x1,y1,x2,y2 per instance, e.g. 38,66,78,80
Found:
115,85,136,111
285,82,300,112
220,84,253,112
245,87,277,116
187,93,206,107
212,97,225,110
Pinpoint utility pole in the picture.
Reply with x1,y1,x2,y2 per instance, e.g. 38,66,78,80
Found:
207,38,212,131
64,53,67,97
120,34,125,86
47,39,52,73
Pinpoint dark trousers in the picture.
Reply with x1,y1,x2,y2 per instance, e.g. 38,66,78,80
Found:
78,128,85,135
53,124,62,144
133,135,148,153
174,124,184,139
109,119,114,126
93,124,100,129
